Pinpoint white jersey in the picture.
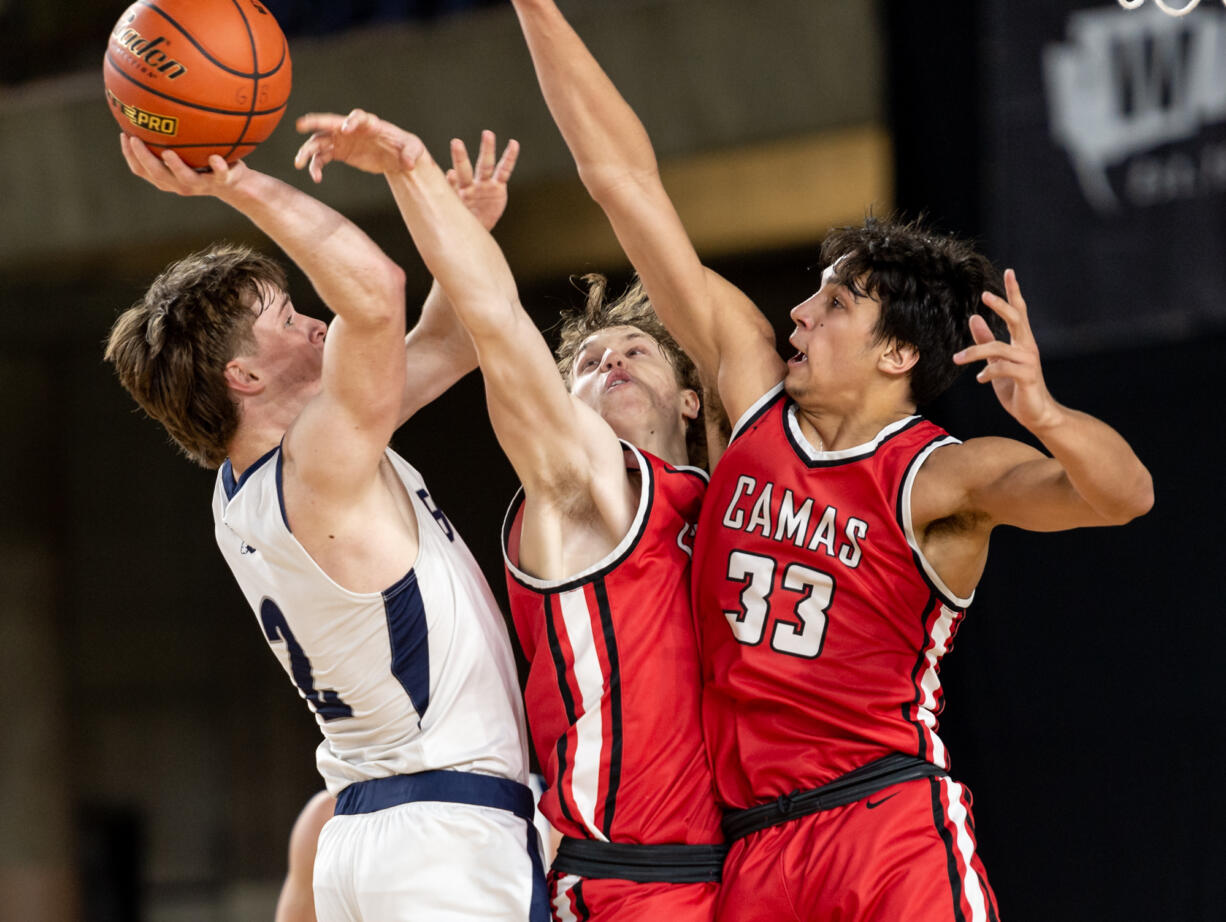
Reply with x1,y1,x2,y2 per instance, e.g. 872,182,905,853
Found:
213,445,529,796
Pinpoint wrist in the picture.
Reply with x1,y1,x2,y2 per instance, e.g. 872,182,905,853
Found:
1026,399,1071,439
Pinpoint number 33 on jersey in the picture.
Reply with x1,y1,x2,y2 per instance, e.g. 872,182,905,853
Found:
693,386,972,807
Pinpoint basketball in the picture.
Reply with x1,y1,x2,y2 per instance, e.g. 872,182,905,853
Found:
103,0,292,169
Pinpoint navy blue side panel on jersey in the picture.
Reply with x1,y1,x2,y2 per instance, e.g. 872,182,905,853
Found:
383,570,430,723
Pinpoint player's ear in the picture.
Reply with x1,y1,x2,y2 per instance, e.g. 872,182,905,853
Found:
680,388,700,422
224,358,264,396
879,339,918,378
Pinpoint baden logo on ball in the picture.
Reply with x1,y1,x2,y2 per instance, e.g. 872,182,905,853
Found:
103,0,292,169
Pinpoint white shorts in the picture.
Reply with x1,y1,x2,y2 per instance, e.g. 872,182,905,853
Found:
313,773,547,922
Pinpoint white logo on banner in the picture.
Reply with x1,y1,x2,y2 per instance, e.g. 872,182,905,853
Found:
1119,0,1224,15
1044,5,1226,211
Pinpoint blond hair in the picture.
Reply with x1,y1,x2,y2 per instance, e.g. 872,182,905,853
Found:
554,273,709,469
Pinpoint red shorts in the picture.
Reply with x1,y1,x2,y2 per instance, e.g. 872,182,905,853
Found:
716,776,998,922
549,871,719,922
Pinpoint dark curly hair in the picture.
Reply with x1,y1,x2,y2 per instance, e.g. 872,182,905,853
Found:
820,215,1006,407
554,273,709,469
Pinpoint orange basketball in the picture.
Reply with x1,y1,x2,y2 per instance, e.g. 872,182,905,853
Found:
103,0,292,169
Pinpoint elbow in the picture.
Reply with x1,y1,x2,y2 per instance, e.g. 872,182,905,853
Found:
364,258,407,322
1129,471,1156,521
1106,470,1155,525
580,164,658,207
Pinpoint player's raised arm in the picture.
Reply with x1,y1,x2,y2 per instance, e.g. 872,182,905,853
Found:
119,135,407,492
394,134,520,425
509,0,784,421
296,112,631,534
917,270,1152,558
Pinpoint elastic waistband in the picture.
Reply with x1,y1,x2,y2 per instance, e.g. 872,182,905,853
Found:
334,770,535,825
552,836,728,883
721,753,946,841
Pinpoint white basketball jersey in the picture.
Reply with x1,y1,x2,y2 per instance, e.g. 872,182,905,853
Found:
213,446,529,795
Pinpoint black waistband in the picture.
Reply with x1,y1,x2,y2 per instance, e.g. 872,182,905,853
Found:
721,753,947,841
334,770,535,825
552,836,728,883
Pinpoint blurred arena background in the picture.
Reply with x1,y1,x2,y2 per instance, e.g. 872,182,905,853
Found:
1,0,1222,919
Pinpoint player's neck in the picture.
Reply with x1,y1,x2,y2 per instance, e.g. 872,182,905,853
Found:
793,399,916,453
226,428,282,479
621,421,689,467
226,389,312,476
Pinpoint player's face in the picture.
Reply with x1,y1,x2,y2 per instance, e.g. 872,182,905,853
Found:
569,326,693,434
245,283,327,395
784,266,885,406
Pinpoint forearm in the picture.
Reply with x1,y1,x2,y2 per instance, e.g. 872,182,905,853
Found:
510,0,660,197
398,280,479,423
1032,405,1154,524
218,169,403,324
384,158,520,341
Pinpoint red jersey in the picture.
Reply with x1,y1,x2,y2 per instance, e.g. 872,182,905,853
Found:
503,443,723,845
693,385,971,809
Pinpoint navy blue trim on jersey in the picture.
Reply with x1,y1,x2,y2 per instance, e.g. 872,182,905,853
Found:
334,769,535,820
502,443,658,594
526,823,550,922
383,570,430,724
593,579,624,837
544,594,582,830
895,432,968,611
220,445,279,500
929,776,969,922
783,405,927,469
275,449,290,530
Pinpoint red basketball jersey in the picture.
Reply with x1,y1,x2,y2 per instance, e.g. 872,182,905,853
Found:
693,385,971,809
503,444,723,845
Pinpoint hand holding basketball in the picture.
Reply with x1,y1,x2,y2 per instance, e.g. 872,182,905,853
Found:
120,133,249,197
104,0,292,169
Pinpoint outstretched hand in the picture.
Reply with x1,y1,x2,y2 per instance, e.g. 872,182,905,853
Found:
119,133,249,196
294,109,426,183
446,130,519,231
953,269,1061,432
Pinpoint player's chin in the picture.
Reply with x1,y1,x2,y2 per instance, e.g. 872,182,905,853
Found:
783,364,808,399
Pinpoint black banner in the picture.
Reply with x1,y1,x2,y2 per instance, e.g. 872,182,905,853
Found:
983,1,1226,354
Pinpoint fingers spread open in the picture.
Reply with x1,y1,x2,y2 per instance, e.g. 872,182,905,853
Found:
494,139,520,184
450,138,474,187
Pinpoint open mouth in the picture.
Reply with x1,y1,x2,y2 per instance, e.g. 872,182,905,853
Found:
788,350,808,366
605,370,633,391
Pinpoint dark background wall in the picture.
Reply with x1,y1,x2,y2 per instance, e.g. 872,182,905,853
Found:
885,1,1226,918
0,1,1221,920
